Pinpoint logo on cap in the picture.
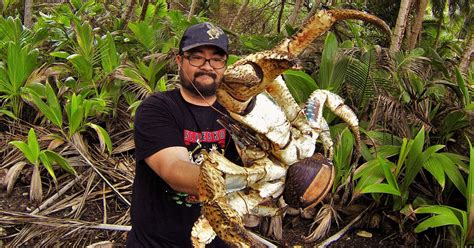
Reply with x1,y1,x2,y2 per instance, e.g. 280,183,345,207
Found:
205,23,224,40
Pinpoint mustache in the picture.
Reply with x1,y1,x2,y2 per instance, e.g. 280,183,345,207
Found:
194,71,217,79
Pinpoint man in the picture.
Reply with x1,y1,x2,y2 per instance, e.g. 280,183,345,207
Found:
127,22,239,247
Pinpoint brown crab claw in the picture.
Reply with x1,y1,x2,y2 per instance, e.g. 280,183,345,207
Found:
222,63,262,100
283,153,335,209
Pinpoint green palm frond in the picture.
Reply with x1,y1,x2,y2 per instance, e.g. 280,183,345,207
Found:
344,47,396,110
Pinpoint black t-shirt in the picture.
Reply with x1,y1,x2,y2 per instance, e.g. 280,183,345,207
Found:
127,89,238,247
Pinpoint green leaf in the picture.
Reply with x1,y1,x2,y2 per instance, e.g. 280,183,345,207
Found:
7,42,38,90
9,140,35,164
406,127,425,167
50,51,71,59
415,206,465,233
39,151,57,184
67,54,93,81
454,67,470,106
319,32,338,90
354,159,385,194
441,153,467,198
98,32,120,74
45,83,62,127
226,55,240,65
423,154,446,189
396,138,411,176
366,131,403,146
415,213,463,233
128,21,155,50
155,76,167,92
361,183,401,196
283,70,318,104
44,150,77,175
26,88,62,128
334,128,354,171
74,21,94,60
360,158,400,196
373,145,400,159
87,123,113,155
380,157,400,191
401,128,426,193
27,128,40,164
66,94,85,136
0,109,17,119
467,138,474,211
116,67,152,93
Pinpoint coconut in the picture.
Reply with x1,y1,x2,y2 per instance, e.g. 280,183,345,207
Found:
283,153,334,209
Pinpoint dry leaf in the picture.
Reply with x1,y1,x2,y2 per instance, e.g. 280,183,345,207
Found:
356,230,373,238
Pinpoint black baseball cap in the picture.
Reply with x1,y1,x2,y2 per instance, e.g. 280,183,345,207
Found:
179,22,228,54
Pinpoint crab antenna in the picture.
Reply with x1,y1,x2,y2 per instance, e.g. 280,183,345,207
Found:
274,9,391,56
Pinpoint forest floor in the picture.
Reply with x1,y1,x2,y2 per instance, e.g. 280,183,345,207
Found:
0,171,424,247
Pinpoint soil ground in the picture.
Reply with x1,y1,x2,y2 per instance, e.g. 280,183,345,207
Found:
0,176,422,247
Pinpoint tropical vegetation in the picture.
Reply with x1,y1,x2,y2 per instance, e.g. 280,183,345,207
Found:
0,0,472,246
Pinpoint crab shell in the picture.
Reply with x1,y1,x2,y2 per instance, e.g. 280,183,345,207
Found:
283,153,335,209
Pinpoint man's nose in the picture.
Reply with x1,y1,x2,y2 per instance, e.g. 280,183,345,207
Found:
200,60,213,70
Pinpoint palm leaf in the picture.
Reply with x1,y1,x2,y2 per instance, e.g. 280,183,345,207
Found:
128,21,157,50
282,70,317,104
98,32,120,74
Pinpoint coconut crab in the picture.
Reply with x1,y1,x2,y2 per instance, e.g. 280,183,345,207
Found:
191,9,391,247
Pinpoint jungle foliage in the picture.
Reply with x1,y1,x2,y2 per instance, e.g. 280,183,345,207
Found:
0,0,472,247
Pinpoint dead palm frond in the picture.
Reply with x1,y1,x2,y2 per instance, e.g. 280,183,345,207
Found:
3,161,26,195
1,210,130,247
304,202,341,242
316,206,371,247
369,94,430,138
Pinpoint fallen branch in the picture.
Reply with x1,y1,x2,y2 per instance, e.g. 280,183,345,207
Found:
31,173,85,215
316,207,369,248
72,141,131,206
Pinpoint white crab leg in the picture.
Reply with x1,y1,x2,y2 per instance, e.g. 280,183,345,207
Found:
266,76,313,135
229,93,291,148
318,117,334,160
305,89,360,156
207,149,287,193
228,92,317,165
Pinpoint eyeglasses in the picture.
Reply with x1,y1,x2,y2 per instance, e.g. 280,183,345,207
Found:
183,55,227,69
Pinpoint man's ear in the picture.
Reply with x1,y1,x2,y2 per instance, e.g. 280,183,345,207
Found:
175,55,182,66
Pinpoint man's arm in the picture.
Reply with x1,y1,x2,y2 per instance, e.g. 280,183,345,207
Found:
144,146,200,195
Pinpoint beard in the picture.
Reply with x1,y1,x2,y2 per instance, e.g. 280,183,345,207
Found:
179,70,220,97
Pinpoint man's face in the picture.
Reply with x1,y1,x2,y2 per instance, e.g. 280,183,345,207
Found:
176,45,227,97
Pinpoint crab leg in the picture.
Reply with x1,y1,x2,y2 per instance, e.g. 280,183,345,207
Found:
266,76,313,134
305,90,361,156
219,9,391,114
197,151,267,247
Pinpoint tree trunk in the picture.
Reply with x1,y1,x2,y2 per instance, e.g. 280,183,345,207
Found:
287,0,303,27
389,0,413,55
24,0,33,28
229,0,249,30
277,0,286,33
432,18,443,49
187,0,198,21
407,0,428,50
459,33,474,74
139,0,150,21
122,0,137,27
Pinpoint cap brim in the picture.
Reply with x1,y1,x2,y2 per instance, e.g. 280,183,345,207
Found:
181,42,228,54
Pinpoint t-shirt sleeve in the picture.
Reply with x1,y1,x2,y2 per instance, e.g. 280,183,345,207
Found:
134,95,185,161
